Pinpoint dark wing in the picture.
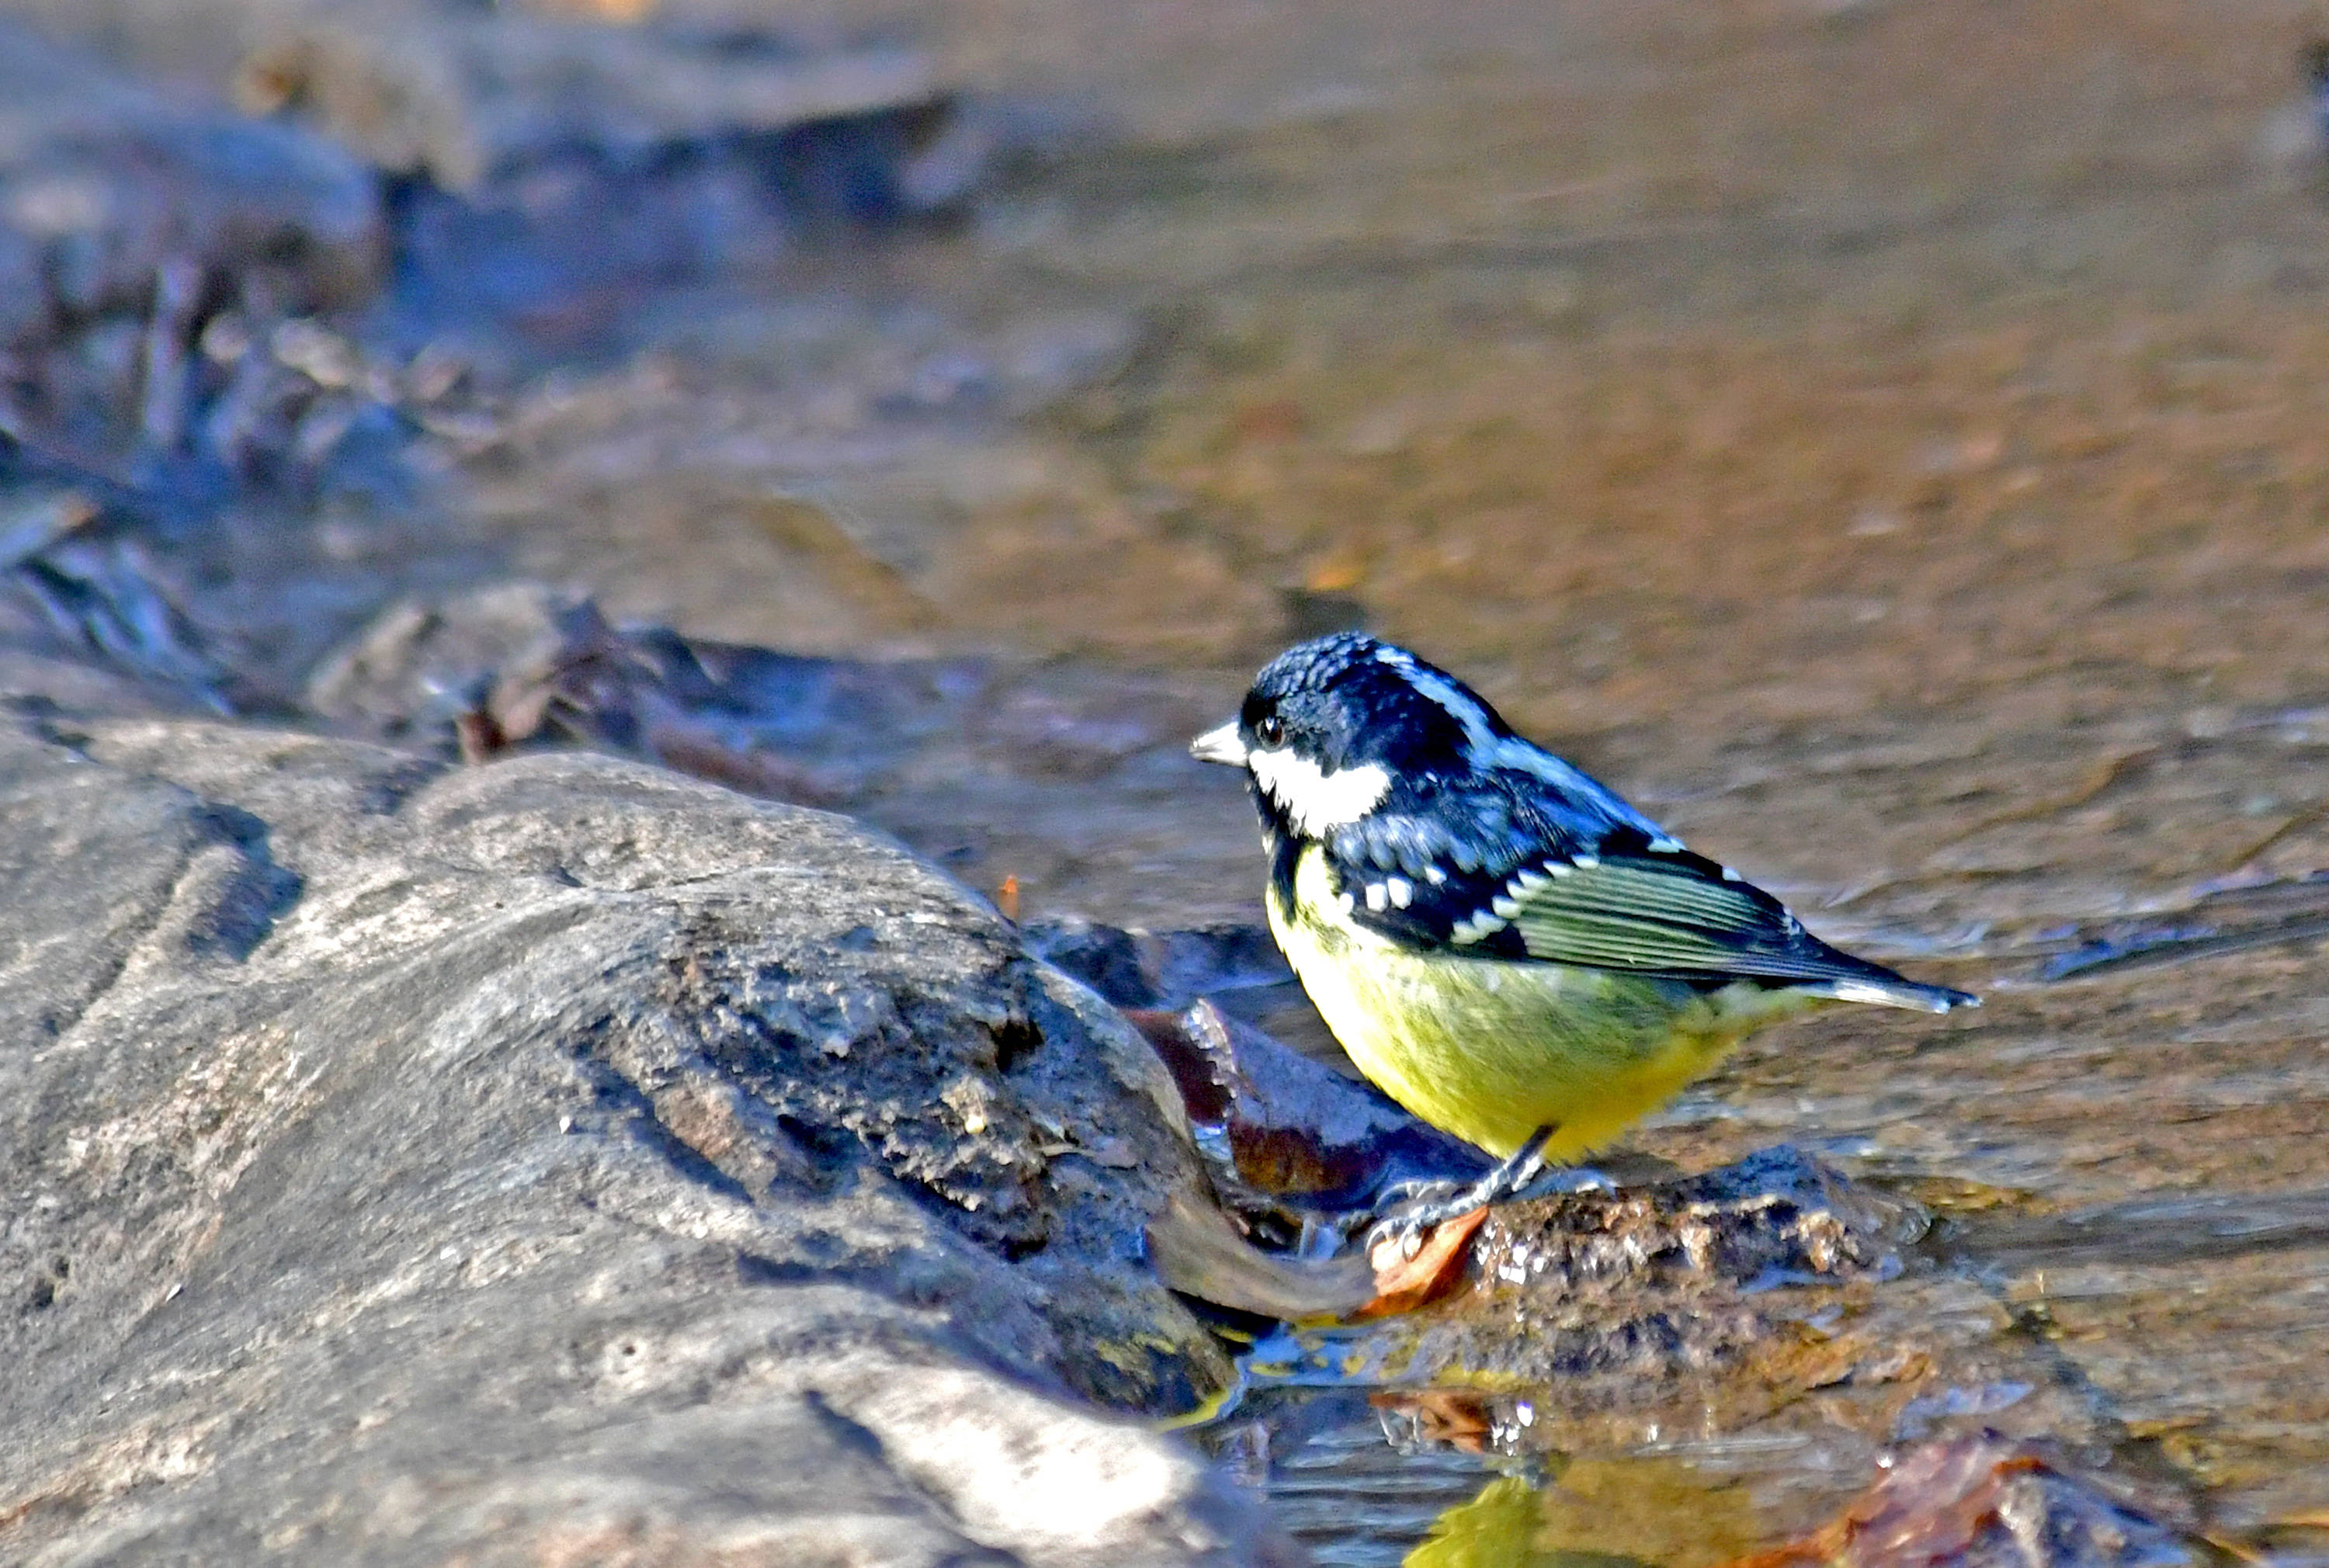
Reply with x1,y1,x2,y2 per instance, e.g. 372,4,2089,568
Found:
1317,772,1598,962
1325,781,1971,1011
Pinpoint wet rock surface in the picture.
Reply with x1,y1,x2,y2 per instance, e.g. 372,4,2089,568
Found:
1207,1147,1935,1406
233,9,957,196
1730,1434,2196,1568
0,0,1001,727
1196,1140,2196,1565
0,16,387,526
0,710,1294,1565
297,581,1265,932
1124,1000,1485,1220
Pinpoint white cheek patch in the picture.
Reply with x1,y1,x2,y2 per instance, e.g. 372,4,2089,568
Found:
1247,746,1391,835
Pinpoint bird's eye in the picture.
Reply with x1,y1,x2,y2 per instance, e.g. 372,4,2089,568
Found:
1255,714,1286,747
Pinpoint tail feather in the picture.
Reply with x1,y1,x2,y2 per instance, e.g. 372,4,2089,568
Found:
1804,975,1978,1013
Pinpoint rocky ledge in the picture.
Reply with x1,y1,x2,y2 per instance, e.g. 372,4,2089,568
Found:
0,709,1295,1566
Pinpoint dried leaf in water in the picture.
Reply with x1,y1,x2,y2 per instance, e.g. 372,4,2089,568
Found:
453,707,505,764
1358,1205,1487,1318
1720,1434,2189,1568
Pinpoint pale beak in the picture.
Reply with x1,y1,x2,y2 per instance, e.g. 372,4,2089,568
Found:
1189,721,1249,766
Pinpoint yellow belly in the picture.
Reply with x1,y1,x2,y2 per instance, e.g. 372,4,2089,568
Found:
1267,846,1814,1160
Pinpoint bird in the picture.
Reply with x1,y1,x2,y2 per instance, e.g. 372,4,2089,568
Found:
1190,633,1977,1235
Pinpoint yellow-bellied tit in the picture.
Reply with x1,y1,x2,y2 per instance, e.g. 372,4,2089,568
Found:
1191,633,1976,1232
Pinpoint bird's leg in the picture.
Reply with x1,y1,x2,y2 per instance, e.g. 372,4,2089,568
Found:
1363,1126,1611,1257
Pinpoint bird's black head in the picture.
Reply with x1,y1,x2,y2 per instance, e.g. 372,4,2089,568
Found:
1191,633,1514,838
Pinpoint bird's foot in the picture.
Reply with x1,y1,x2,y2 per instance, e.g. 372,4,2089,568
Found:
1361,1127,1611,1258
1366,1173,1485,1215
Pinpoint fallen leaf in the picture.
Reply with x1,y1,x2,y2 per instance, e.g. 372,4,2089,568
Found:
454,708,505,764
1368,1388,1494,1453
1359,1206,1487,1318
1719,1434,2190,1568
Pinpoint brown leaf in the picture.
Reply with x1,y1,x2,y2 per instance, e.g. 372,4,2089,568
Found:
1358,1206,1487,1318
1718,1435,2188,1568
1367,1389,1494,1454
453,708,505,764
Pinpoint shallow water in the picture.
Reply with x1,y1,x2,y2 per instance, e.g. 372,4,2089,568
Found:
806,2,2329,1556
439,0,2329,1558
23,0,2329,1559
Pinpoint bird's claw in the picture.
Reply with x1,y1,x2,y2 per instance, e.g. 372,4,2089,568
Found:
1368,1172,1480,1212
1504,1165,1616,1201
1358,1128,1613,1258
1362,1185,1483,1259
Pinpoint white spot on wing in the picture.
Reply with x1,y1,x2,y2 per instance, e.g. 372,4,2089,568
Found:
1450,909,1508,943
1245,748,1392,835
1387,876,1412,907
1490,894,1522,919
1365,881,1389,912
1424,865,1446,884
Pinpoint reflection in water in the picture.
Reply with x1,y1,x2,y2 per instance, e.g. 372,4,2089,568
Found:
1407,1459,1761,1568
1406,1477,1622,1568
1207,1381,1768,1568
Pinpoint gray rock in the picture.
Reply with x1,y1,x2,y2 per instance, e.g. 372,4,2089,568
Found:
15,0,969,198
235,8,953,193
0,711,1289,1565
0,18,382,338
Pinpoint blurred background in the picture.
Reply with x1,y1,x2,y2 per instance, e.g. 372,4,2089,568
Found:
8,0,2329,1563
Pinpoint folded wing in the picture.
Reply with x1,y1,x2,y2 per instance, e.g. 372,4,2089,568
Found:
1506,851,1967,1009
1330,810,1973,1013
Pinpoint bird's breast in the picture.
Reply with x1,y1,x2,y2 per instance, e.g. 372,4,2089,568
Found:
1265,843,1793,1158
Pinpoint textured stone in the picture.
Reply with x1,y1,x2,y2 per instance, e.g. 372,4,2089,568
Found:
0,710,1286,1566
